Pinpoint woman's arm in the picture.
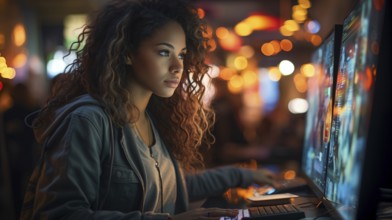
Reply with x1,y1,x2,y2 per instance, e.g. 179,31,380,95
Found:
185,166,276,201
185,166,254,201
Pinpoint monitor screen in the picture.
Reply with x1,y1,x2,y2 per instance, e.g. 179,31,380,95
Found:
302,25,342,194
324,0,386,219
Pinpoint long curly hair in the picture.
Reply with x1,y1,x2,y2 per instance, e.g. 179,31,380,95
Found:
33,0,215,170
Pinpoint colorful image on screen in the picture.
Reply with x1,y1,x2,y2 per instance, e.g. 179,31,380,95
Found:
325,0,385,219
302,26,341,193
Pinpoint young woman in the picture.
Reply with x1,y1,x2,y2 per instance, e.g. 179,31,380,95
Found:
20,0,275,219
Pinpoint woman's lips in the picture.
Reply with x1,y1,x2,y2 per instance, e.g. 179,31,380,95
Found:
164,79,180,88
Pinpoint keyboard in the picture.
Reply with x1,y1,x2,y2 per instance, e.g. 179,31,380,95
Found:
220,204,305,220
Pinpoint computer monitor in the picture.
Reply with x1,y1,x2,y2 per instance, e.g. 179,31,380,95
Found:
324,0,388,219
302,25,342,194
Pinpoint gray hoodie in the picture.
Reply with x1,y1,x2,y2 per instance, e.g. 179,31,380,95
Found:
20,94,254,220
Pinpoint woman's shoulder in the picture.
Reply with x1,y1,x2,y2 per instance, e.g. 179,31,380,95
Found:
35,94,112,144
57,94,109,124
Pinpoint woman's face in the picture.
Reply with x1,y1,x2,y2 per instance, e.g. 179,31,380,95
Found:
129,21,187,98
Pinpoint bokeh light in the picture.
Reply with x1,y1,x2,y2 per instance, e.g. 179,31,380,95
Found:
13,23,26,46
234,22,253,36
228,75,244,93
300,63,315,77
261,43,274,56
279,60,295,76
268,67,282,81
288,98,308,114
280,39,293,52
233,56,248,70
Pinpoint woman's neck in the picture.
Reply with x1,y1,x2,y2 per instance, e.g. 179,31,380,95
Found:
132,109,154,147
129,83,154,146
129,82,153,115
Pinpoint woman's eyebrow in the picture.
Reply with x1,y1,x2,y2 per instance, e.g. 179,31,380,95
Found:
155,42,187,51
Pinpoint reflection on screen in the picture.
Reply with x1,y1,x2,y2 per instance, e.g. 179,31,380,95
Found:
302,27,339,193
325,0,385,219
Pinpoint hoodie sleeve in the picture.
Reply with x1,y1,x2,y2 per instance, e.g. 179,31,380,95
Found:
184,166,254,201
30,110,169,220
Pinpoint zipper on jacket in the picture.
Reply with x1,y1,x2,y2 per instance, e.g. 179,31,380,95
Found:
149,147,163,213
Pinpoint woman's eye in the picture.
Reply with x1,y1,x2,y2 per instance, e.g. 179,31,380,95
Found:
158,50,170,56
178,53,186,60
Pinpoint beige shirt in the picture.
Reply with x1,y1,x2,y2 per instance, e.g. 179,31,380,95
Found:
131,119,177,215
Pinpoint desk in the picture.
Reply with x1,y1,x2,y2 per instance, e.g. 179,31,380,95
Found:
202,186,338,219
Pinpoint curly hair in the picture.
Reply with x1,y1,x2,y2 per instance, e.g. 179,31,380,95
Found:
34,0,215,170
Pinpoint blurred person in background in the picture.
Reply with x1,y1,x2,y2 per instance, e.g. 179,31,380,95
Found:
3,83,40,218
203,78,271,168
19,0,276,219
1,80,16,220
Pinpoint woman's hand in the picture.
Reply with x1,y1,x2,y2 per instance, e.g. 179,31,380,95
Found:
251,168,278,187
169,207,238,220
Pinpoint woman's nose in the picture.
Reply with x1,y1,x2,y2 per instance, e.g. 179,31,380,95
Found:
170,57,183,74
